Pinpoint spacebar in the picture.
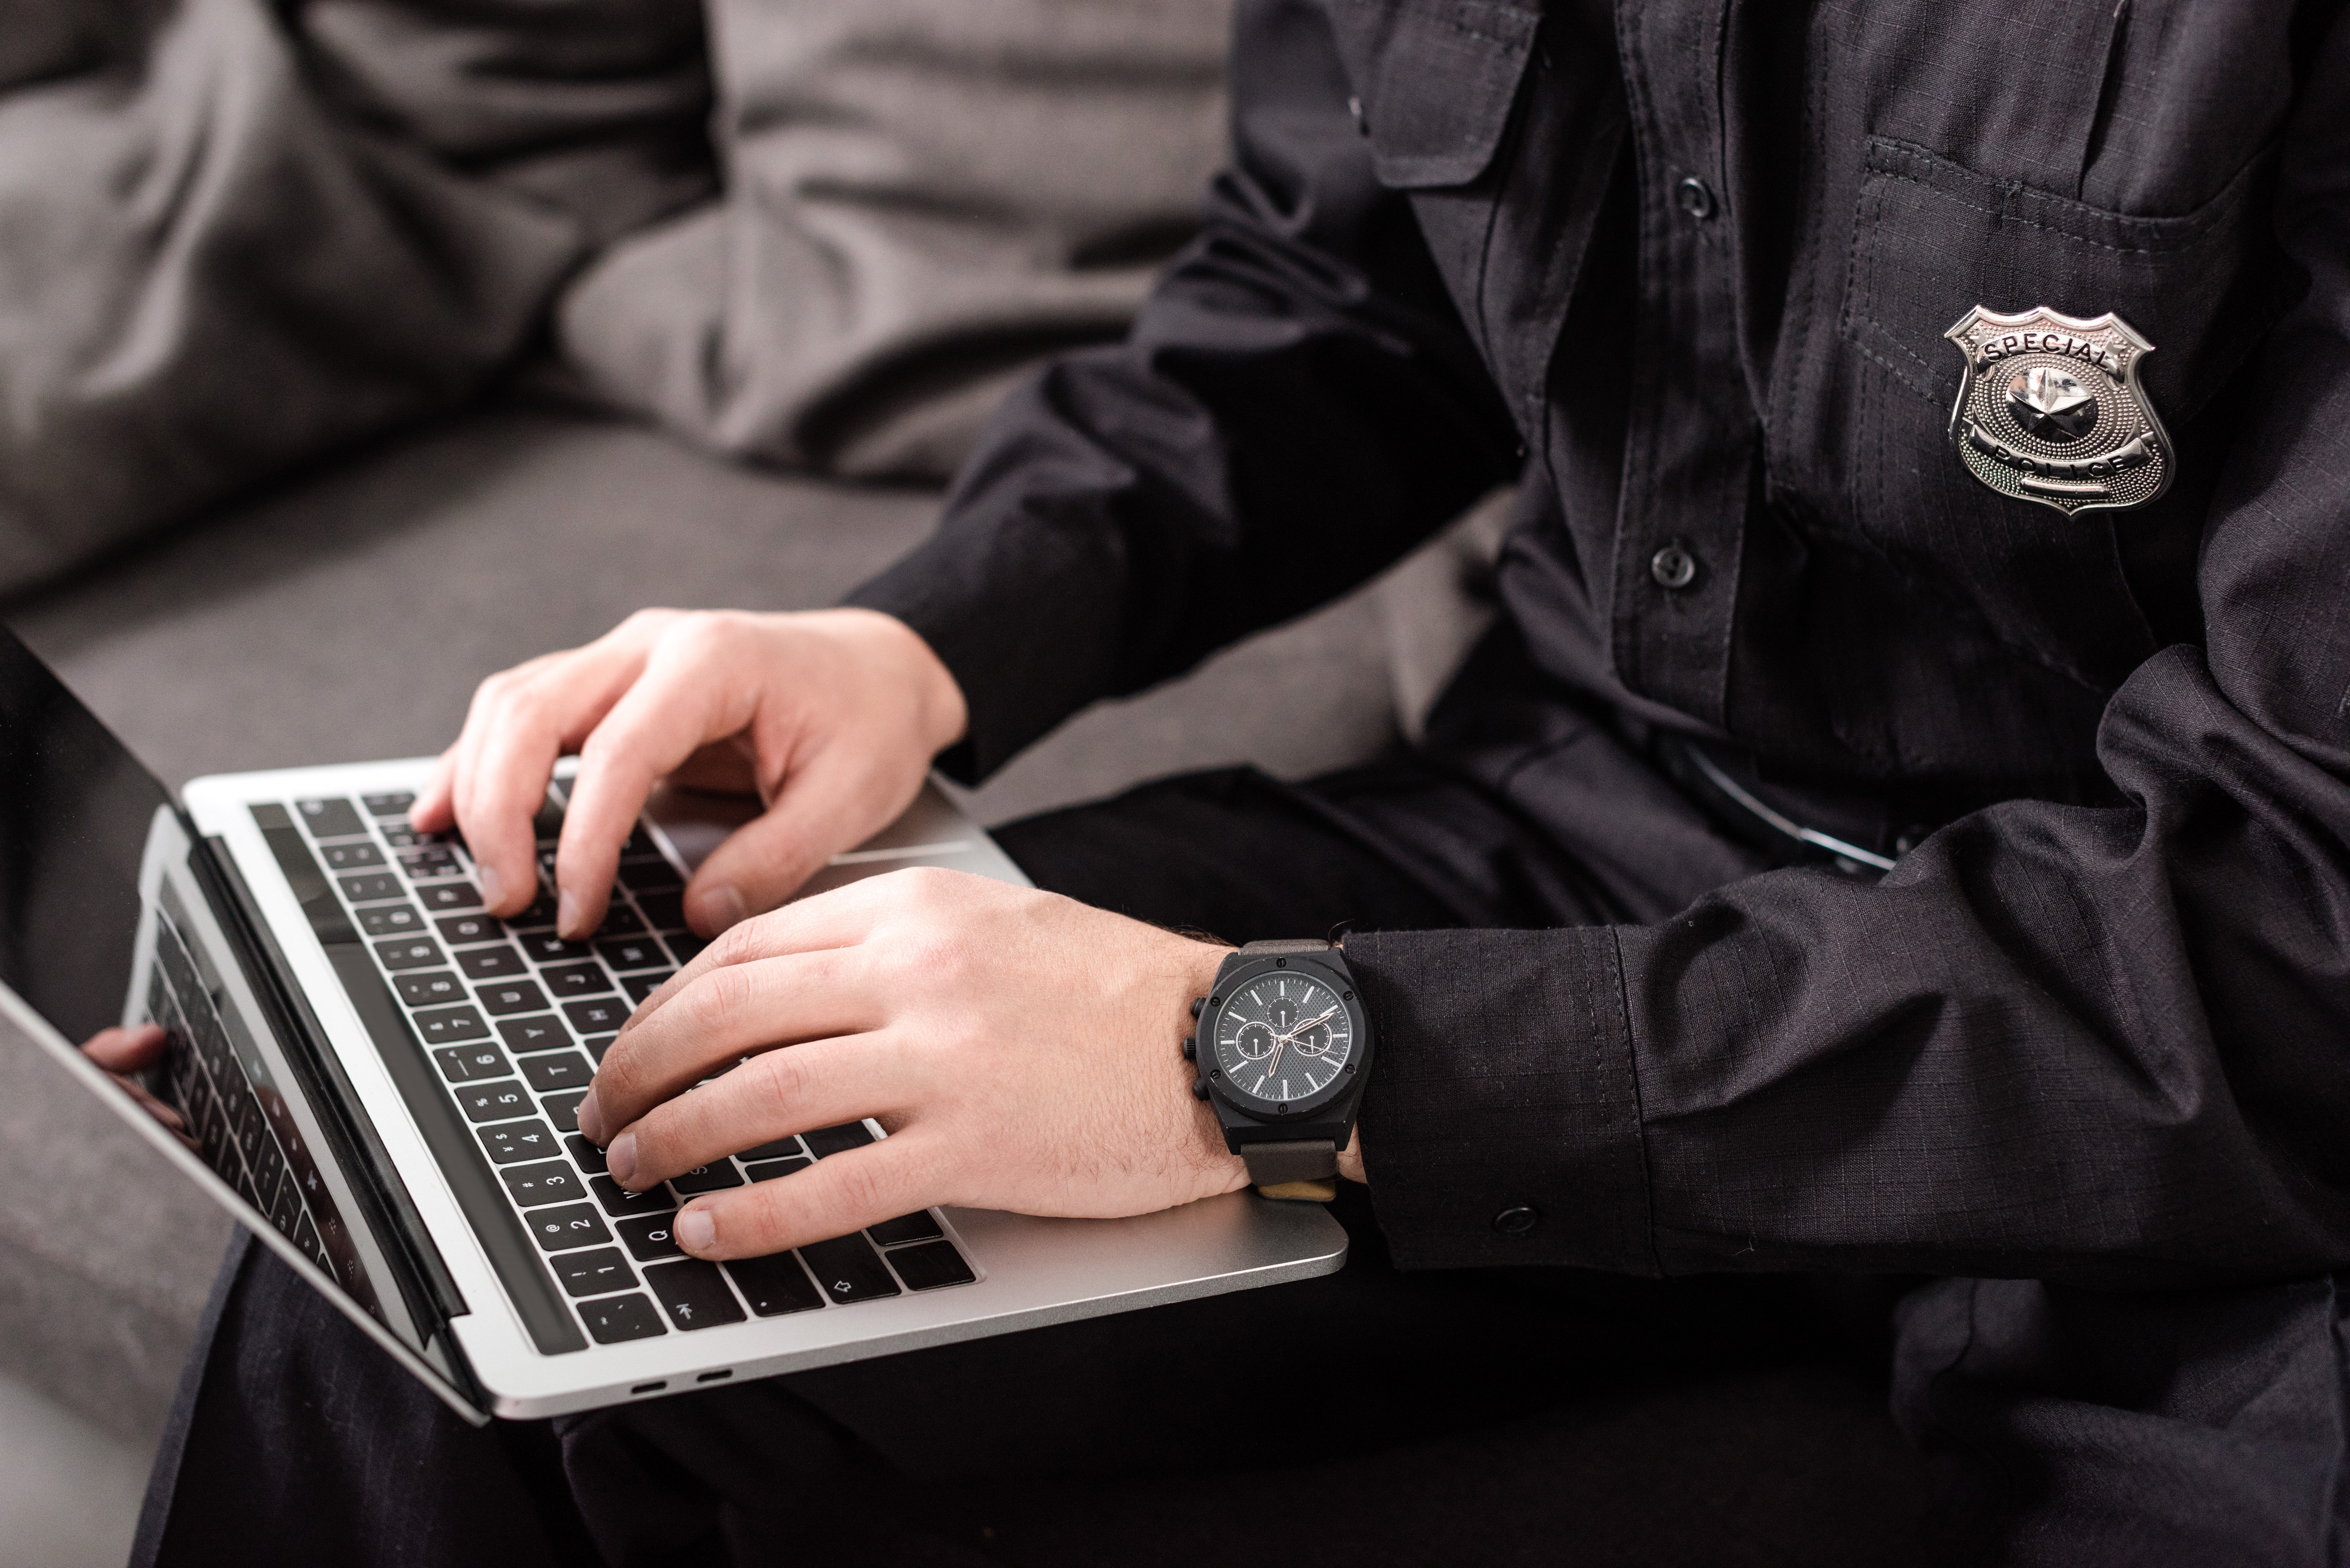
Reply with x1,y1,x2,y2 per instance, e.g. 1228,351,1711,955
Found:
322,945,586,1355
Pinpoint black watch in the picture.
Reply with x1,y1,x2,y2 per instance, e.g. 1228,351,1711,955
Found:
1183,939,1372,1200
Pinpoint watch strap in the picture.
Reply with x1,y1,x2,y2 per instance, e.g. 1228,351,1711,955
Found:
1237,939,1335,956
1242,1138,1337,1186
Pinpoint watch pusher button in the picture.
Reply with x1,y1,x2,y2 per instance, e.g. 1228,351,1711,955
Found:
1190,996,1205,1019
1181,1037,1196,1060
1191,1078,1211,1101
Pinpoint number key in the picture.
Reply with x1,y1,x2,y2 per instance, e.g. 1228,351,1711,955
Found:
525,1202,611,1252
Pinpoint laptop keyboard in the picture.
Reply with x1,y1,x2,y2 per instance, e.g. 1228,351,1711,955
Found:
284,788,975,1347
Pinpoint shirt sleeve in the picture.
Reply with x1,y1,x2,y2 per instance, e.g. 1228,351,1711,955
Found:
1348,11,2350,1287
845,0,1520,783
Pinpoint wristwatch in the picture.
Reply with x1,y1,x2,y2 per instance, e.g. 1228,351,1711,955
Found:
1183,939,1372,1202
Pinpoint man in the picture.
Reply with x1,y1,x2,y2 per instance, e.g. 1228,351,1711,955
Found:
137,0,2350,1563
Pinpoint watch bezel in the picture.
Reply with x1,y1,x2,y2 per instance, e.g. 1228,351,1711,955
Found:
1200,954,1370,1122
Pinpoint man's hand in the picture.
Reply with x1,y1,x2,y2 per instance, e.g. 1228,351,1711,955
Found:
411,609,968,940
84,1024,197,1151
575,867,1250,1260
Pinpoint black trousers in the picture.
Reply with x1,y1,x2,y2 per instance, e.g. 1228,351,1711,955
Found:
133,763,2350,1568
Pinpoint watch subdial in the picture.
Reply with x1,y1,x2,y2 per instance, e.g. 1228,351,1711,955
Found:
1292,1019,1338,1058
1232,1020,1277,1062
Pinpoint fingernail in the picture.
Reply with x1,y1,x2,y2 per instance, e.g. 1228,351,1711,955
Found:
557,889,581,937
606,1130,636,1184
575,1088,605,1144
676,1208,716,1254
695,884,747,931
478,863,503,908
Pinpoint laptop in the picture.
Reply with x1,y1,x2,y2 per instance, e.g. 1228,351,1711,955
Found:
0,627,1346,1423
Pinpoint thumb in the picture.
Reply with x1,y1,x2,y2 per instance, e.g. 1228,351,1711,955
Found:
682,755,917,934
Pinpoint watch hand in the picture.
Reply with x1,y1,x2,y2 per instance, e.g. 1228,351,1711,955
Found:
1263,1036,1287,1084
1270,1007,1339,1047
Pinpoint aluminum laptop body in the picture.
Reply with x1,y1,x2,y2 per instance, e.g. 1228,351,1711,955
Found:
0,629,1346,1423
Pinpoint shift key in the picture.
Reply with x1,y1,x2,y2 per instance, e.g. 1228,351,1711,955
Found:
796,1234,899,1303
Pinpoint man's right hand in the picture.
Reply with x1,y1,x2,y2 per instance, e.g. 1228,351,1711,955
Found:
410,609,968,941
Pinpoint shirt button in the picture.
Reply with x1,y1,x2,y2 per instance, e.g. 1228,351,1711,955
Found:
1650,543,1699,590
1675,176,1715,220
1492,1205,1540,1235
1348,95,1368,136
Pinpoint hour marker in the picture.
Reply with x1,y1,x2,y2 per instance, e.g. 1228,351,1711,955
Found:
1282,1079,1291,1100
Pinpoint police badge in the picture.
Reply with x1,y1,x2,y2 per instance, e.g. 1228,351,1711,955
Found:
1943,305,2172,516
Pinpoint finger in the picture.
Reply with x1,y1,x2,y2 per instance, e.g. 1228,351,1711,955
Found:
672,1135,936,1261
111,1074,187,1132
408,747,459,832
603,1031,903,1189
581,948,880,1143
683,750,915,937
609,877,900,1047
84,1023,168,1073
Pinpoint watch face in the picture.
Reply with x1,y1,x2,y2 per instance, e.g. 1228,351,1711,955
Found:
1211,968,1355,1107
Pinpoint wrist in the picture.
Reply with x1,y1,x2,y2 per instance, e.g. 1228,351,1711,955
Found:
1336,1127,1365,1185
830,607,969,756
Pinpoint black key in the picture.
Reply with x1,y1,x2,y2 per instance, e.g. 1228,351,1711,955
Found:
669,1163,744,1194
520,1052,594,1094
619,824,656,856
296,798,366,839
338,873,404,904
591,904,644,936
743,1156,811,1182
581,1034,617,1064
525,1202,612,1252
433,1043,509,1083
519,932,592,964
436,914,503,947
477,980,550,1017
539,962,610,998
269,1170,303,1237
319,841,386,871
532,798,566,842
251,1131,286,1210
509,892,561,929
400,846,460,879
455,946,527,981
634,891,685,931
797,1235,900,1303
595,937,669,972
412,1005,489,1044
417,881,484,911
589,1174,674,1219
735,1137,805,1161
500,1160,586,1208
541,1091,588,1134
642,1260,745,1331
616,1214,686,1262
886,1240,976,1291
667,933,709,964
551,1248,636,1299
618,859,684,893
579,1294,665,1343
361,791,414,817
867,1211,944,1247
621,972,673,1005
294,1211,322,1263
455,1081,533,1124
565,1134,607,1173
479,1121,560,1165
496,1016,571,1055
358,904,426,938
562,998,628,1035
394,971,466,1009
800,1122,876,1159
373,937,443,972
378,827,450,850
726,1254,826,1316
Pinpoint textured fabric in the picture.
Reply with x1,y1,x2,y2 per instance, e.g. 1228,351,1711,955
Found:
849,0,2350,1293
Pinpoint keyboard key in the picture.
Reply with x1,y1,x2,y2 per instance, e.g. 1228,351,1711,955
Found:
669,1163,744,1195
743,1157,812,1182
455,946,527,981
500,1160,586,1208
400,846,461,879
519,933,591,964
621,972,673,1005
667,934,709,964
579,1294,666,1343
526,1202,612,1252
643,1260,745,1331
496,1016,571,1055
296,798,367,839
532,797,566,842
373,938,443,971
338,873,404,903
455,1081,534,1123
886,1240,976,1292
797,1235,900,1303
320,841,386,871
541,1091,588,1134
539,962,610,998
634,891,685,931
520,1052,594,1094
433,1043,509,1083
619,860,685,893
358,904,426,938
726,1254,825,1316
436,914,502,947
269,1170,303,1237
412,1005,490,1044
477,980,551,1017
562,998,628,1035
616,1214,686,1262
418,881,483,911
361,791,414,818
867,1211,944,1247
551,1248,636,1299
394,971,466,1008
565,1134,607,1173
479,1122,560,1165
592,904,645,936
582,1034,617,1064
595,937,669,972
589,1174,674,1219
378,827,450,850
735,1137,805,1161
510,892,561,929
800,1123,876,1159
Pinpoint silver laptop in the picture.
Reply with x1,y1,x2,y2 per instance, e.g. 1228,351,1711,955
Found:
0,629,1345,1424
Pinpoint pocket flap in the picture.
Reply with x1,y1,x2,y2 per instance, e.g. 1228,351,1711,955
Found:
1327,0,1541,188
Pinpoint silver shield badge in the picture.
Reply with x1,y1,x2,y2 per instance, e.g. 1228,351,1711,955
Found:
1943,305,2172,516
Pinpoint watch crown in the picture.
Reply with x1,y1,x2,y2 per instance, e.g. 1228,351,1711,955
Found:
1181,1036,1196,1060
1191,1077,1211,1101
1189,996,1205,1019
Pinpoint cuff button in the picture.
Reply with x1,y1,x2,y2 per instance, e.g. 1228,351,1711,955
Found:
1492,1204,1540,1235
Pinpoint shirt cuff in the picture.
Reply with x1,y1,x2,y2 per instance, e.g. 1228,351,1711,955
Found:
1347,927,1657,1273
